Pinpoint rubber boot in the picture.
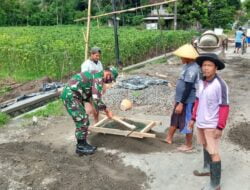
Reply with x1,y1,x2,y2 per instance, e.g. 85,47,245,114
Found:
201,161,221,190
210,161,221,190
76,139,97,156
194,149,211,176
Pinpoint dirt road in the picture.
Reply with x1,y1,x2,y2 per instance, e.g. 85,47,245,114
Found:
0,46,250,190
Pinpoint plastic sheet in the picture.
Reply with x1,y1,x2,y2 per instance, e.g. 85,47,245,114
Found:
118,76,168,90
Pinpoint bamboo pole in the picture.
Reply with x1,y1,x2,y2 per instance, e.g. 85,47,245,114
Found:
84,0,92,61
174,0,177,30
97,18,100,28
75,0,176,22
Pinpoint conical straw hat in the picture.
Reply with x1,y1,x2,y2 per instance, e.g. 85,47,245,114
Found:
173,44,199,59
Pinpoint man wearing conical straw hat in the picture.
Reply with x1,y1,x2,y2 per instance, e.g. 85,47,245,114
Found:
165,44,200,152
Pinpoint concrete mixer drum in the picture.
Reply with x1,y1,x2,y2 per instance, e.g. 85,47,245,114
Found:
196,30,225,59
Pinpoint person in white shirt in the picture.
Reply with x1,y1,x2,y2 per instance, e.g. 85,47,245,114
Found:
81,47,104,124
81,47,103,73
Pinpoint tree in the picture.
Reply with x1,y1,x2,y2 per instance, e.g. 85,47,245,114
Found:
244,0,250,12
208,0,234,29
238,0,250,27
227,0,241,10
177,0,209,29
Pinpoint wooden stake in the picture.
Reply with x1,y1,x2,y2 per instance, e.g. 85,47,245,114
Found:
75,0,176,22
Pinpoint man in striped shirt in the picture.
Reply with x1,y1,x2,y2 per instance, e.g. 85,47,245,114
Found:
189,53,229,190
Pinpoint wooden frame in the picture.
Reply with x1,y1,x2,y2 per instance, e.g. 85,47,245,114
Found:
89,116,158,138
74,0,177,22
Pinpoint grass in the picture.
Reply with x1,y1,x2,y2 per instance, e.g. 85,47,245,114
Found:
132,91,142,98
0,26,195,82
0,86,12,96
23,100,65,118
0,112,10,127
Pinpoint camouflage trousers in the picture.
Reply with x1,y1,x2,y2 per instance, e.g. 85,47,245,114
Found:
63,98,89,140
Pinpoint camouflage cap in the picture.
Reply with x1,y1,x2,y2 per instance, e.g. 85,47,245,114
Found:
109,66,118,81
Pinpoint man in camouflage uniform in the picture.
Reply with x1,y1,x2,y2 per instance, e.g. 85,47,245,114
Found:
61,67,118,155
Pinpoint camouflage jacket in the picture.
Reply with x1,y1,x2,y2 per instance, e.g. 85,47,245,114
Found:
60,71,106,111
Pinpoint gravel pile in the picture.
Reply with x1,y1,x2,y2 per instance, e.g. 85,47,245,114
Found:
103,81,175,115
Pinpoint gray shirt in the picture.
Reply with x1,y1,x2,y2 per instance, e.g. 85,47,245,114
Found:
175,62,200,103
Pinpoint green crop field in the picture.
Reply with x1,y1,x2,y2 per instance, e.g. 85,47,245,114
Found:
0,25,195,82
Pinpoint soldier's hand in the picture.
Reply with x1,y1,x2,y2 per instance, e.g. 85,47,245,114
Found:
105,109,113,119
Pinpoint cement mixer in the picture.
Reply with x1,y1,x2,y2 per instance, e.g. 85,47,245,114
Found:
196,30,227,59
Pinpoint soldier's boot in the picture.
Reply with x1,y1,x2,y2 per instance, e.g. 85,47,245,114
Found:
201,161,221,190
194,149,211,176
76,139,97,156
85,141,97,151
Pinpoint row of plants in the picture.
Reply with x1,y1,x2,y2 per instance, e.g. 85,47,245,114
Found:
0,25,195,81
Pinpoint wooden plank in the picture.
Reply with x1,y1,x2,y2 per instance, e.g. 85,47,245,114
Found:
121,116,161,126
112,116,136,130
1,91,59,114
122,53,172,72
140,121,156,133
99,114,161,126
92,117,109,128
89,126,156,138
155,72,168,79
74,0,176,21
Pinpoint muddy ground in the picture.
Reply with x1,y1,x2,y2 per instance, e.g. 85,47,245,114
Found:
0,77,51,103
0,45,250,190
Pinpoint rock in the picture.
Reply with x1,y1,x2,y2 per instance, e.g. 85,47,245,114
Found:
32,116,38,125
120,99,133,111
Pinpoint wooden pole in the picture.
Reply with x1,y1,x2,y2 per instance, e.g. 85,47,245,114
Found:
112,0,121,67
92,116,109,127
75,0,176,22
97,18,100,28
174,0,177,30
85,0,92,61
